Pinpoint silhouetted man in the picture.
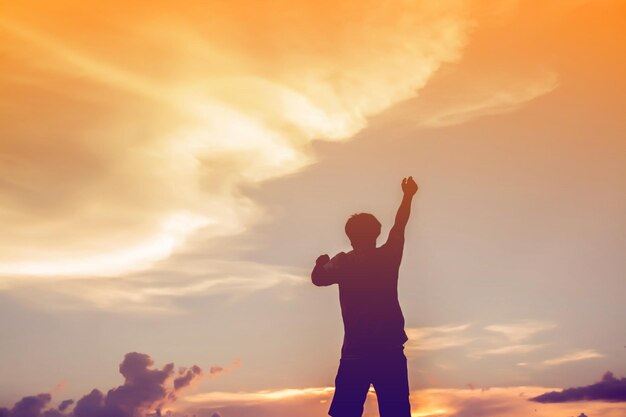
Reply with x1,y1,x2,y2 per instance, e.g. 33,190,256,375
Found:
312,176,418,417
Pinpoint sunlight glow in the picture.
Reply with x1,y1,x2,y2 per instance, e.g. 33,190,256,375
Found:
184,386,335,405
0,1,472,280
0,212,211,277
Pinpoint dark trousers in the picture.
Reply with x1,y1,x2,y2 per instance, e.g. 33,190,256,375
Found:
328,347,411,417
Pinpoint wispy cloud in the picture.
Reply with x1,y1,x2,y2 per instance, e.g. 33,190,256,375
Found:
408,69,559,129
469,344,547,358
484,320,556,343
4,259,304,313
405,324,475,355
541,349,605,367
184,386,335,406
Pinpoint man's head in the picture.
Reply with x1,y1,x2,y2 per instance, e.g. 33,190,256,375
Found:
345,213,381,250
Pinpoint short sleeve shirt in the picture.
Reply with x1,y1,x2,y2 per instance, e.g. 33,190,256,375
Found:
327,238,408,357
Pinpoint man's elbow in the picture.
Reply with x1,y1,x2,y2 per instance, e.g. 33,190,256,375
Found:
311,275,326,287
311,270,331,287
312,279,325,287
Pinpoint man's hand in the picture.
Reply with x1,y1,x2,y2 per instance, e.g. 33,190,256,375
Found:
402,176,418,197
316,254,330,266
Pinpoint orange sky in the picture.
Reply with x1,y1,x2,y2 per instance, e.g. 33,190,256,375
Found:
1,1,625,416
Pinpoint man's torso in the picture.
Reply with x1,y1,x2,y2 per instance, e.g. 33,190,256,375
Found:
335,245,408,358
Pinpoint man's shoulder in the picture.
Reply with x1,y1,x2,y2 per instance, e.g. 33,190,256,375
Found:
377,242,395,253
376,242,403,266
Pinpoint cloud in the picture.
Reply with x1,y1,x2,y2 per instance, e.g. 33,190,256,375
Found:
374,1,589,133
530,371,626,403
464,320,555,360
0,393,51,417
207,358,241,381
465,322,604,369
183,387,334,406
97,352,175,414
541,349,604,367
469,344,546,358
405,324,475,355
4,259,304,313
56,402,73,413
0,352,204,417
173,366,203,392
404,68,559,129
483,321,555,343
0,0,473,284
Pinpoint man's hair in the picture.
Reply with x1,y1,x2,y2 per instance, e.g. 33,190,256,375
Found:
345,213,381,242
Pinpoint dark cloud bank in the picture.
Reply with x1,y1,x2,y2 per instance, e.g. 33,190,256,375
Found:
531,372,626,403
0,352,203,417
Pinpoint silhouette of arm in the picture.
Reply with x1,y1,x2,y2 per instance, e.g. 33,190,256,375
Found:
386,176,418,246
311,253,346,286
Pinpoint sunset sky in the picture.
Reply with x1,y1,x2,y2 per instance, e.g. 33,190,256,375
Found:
1,1,625,416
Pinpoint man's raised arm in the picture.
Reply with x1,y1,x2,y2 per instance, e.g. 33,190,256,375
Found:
386,176,418,245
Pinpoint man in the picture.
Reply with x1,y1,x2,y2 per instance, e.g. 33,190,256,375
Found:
312,176,418,417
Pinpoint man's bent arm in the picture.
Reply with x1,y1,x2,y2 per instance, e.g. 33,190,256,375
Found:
311,253,344,287
311,264,335,286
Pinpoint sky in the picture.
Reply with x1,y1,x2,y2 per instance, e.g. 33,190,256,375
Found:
0,0,625,416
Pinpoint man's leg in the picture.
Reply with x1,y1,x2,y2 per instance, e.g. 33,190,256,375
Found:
328,358,370,417
371,349,411,417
